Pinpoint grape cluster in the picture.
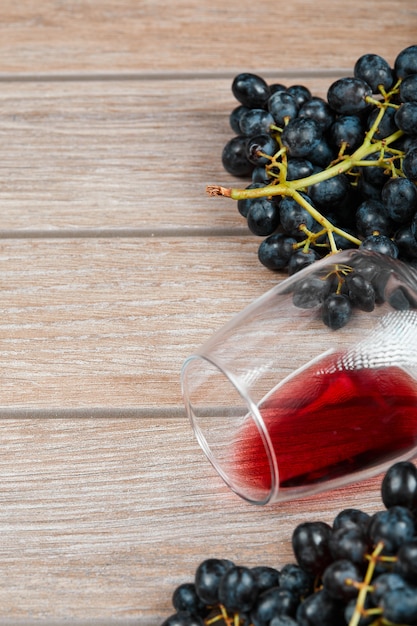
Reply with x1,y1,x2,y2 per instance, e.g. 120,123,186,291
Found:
208,46,417,300
160,461,417,626
285,247,417,329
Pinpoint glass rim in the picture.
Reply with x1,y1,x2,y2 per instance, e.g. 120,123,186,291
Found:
181,353,279,505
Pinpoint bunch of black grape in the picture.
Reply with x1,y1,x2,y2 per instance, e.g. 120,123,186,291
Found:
160,461,417,626
208,45,417,324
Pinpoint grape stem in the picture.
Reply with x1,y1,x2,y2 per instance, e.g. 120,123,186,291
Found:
207,82,404,254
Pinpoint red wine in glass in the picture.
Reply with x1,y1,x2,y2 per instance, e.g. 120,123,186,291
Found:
234,355,417,496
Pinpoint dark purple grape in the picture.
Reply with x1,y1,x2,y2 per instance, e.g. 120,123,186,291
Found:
278,563,314,599
394,102,417,136
322,293,352,330
222,136,254,177
355,199,392,237
247,197,280,236
218,566,259,613
367,506,415,555
394,44,417,78
400,74,417,103
232,73,271,108
344,272,375,312
329,114,364,151
308,174,350,212
288,249,320,275
251,587,298,626
239,108,275,137
327,77,372,115
298,97,335,131
382,176,417,223
251,566,280,594
403,147,417,181
360,234,399,258
296,589,345,626
279,193,315,236
258,233,297,270
281,117,322,158
230,105,250,134
395,541,417,583
246,134,279,166
286,158,315,181
367,106,398,140
287,84,312,109
381,461,417,511
267,90,298,127
380,585,417,625
329,526,370,567
354,53,394,93
292,522,332,575
322,559,362,600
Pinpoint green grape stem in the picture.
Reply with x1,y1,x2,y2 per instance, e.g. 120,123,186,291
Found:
207,84,405,254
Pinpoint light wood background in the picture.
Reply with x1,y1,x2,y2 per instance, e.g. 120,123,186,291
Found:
0,2,416,624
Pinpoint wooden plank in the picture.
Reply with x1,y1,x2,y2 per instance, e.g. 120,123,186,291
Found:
0,236,281,409
0,0,415,75
0,76,342,232
0,416,385,624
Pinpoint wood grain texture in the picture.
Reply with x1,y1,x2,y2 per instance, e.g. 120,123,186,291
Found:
0,237,279,408
0,1,415,624
0,417,385,625
0,0,415,74
0,76,336,232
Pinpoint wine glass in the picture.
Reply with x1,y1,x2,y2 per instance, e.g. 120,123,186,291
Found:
181,248,417,505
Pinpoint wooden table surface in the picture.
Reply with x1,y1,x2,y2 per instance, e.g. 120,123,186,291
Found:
0,2,416,624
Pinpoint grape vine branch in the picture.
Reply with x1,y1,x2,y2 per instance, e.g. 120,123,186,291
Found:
207,81,404,255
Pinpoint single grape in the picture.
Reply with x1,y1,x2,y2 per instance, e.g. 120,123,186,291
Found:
381,461,417,510
246,134,279,166
251,587,298,626
367,506,415,555
329,526,370,567
295,589,345,626
308,174,350,212
281,117,322,158
354,53,394,93
403,147,417,181
380,585,417,625
382,176,417,223
332,508,371,533
232,73,270,108
370,571,408,605
394,101,417,137
322,293,352,330
288,249,320,275
329,114,364,152
360,234,399,258
172,583,207,616
258,233,297,270
291,521,332,575
400,73,417,102
251,566,280,594
229,105,250,134
278,563,314,599
292,275,332,308
355,199,392,237
344,272,376,312
287,84,312,109
395,225,417,260
239,108,275,137
327,76,372,115
395,541,417,584
286,157,315,181
279,193,315,236
222,136,254,177
267,90,298,127
218,565,259,613
298,96,335,132
322,559,362,600
394,44,417,78
247,198,280,236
